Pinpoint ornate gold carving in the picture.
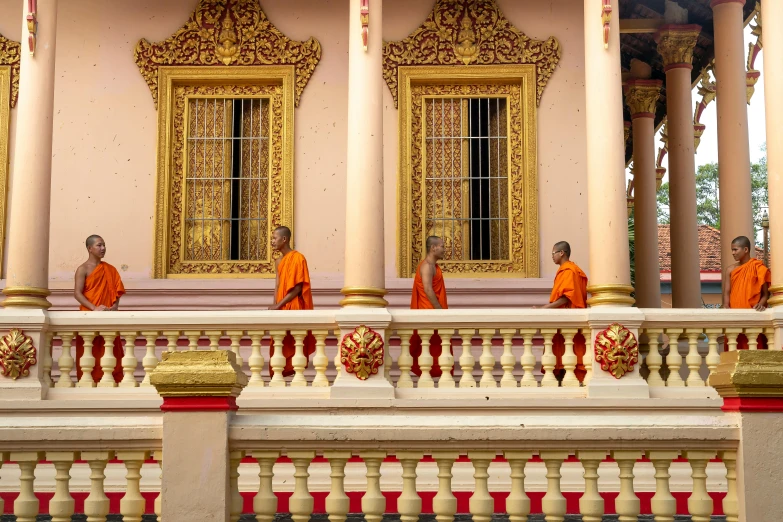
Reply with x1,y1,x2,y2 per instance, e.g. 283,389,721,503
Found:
150,350,247,397
693,67,715,152
26,0,37,55
586,284,635,307
397,66,538,277
656,27,701,68
360,0,370,51
594,323,639,379
134,0,321,108
624,121,631,144
340,326,384,381
153,67,294,278
602,0,613,49
709,350,783,398
746,3,762,104
0,329,37,380
0,32,20,107
382,0,561,108
625,81,661,117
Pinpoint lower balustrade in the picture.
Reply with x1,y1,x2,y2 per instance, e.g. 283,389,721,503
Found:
0,449,737,521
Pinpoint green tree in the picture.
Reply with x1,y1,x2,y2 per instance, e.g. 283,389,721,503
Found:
695,163,720,229
657,182,670,224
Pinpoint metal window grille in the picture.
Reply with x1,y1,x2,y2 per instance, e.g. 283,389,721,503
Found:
184,98,270,262
424,97,509,261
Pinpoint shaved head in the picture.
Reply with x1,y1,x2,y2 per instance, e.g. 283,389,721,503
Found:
85,235,103,248
426,235,442,252
274,226,291,241
732,236,751,250
553,241,571,257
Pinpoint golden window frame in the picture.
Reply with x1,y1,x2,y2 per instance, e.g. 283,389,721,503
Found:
0,66,10,277
152,66,294,278
397,65,539,278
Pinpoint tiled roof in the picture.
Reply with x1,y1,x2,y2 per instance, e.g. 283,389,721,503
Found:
657,225,765,272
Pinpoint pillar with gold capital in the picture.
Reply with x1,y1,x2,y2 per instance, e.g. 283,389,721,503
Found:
2,0,58,309
763,0,783,306
583,0,634,306
340,0,387,308
655,25,703,308
712,0,754,270
626,79,663,308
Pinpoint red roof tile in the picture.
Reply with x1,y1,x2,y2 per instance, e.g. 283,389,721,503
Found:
657,224,765,272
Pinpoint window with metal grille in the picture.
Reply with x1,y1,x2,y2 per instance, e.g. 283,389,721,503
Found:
424,97,509,261
185,97,269,262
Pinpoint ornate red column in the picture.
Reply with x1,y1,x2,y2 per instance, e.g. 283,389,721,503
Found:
656,26,703,308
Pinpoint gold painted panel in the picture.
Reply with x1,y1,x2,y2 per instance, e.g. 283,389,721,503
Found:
0,33,19,107
0,66,10,278
153,66,294,278
397,65,539,278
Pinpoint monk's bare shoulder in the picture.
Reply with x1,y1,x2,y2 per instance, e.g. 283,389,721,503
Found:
75,261,96,278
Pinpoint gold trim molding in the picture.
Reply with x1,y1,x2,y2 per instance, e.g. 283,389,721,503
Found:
0,33,20,108
397,65,539,278
152,66,295,278
150,350,247,397
768,285,783,307
340,287,389,308
0,66,10,280
134,0,321,109
586,284,635,307
382,0,561,108
709,350,783,398
1,286,52,309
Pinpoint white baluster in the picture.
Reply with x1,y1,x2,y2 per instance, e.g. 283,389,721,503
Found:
504,451,532,522
228,330,244,367
719,450,739,522
500,329,518,387
765,327,778,351
360,451,387,522
205,330,221,351
253,451,280,522
384,336,393,382
324,451,351,522
746,328,762,350
397,452,423,522
141,331,159,387
704,329,722,379
118,451,150,522
647,450,678,522
163,331,179,352
540,451,569,522
611,450,641,522
561,328,579,387
577,451,606,522
468,451,495,522
458,328,477,388
417,329,435,388
230,450,245,522
432,451,459,522
269,331,287,387
333,337,343,383
153,451,163,521
397,330,414,388
289,451,315,522
583,330,594,384
541,329,558,387
47,451,77,522
248,331,265,386
291,331,308,387
0,453,5,516
185,330,201,351
725,328,741,352
312,331,330,387
478,329,497,388
664,329,684,387
83,451,113,522
685,330,705,387
438,329,456,388
98,331,119,387
12,452,42,522
519,329,537,387
684,450,717,522
120,332,140,387
644,329,664,387
43,331,53,387
78,332,97,387
56,332,76,388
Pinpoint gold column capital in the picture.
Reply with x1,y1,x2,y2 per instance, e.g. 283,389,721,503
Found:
150,350,247,397
655,25,702,70
708,350,783,398
625,79,662,118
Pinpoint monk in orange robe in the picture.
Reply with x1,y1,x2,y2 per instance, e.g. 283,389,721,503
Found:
410,236,449,378
541,241,588,382
723,235,771,350
269,226,315,377
74,235,126,383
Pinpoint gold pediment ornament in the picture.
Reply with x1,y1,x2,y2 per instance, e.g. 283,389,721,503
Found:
383,0,561,108
134,0,321,108
0,32,20,107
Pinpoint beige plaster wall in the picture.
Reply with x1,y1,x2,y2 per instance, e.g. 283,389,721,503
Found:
2,0,587,285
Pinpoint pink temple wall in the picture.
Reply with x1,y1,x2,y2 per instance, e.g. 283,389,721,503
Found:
0,0,588,308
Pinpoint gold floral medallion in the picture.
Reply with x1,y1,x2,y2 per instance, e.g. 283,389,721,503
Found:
594,323,639,379
0,329,37,380
340,326,384,381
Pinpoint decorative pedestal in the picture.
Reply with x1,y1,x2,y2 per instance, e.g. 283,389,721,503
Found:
0,309,50,400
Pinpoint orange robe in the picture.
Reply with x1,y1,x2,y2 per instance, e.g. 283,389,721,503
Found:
410,260,449,378
726,259,771,351
549,261,589,383
270,251,316,377
75,262,126,383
